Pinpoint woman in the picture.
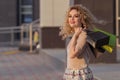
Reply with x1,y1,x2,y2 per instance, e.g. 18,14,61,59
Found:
59,5,96,80
33,30,40,53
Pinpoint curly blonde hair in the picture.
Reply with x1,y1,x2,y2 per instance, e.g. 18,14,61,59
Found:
59,5,96,40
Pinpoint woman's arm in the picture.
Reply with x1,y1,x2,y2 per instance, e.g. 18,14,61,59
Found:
68,30,87,58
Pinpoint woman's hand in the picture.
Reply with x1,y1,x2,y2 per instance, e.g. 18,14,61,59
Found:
74,27,83,38
69,27,87,58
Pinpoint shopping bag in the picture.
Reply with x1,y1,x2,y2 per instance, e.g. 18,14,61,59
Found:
93,28,116,53
87,31,110,48
87,30,110,57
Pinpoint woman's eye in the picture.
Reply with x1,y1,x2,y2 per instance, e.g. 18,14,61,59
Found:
75,15,79,17
68,15,72,18
68,15,79,18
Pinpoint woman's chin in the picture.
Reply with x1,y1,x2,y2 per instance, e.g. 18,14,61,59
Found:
70,25,77,28
70,24,75,27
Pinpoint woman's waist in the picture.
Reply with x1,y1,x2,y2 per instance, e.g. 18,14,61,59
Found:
67,62,88,70
67,58,88,68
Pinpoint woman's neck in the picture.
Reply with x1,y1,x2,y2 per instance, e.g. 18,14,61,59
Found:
74,26,82,32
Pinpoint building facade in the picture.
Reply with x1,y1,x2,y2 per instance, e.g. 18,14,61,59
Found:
0,0,120,63
0,0,39,42
0,0,39,26
40,0,119,63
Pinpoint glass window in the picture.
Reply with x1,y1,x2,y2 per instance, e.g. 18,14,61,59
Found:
21,0,32,5
118,20,120,44
21,14,33,23
119,0,120,17
19,0,33,24
21,5,32,12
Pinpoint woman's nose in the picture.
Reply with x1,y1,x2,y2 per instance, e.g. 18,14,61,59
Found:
71,16,74,20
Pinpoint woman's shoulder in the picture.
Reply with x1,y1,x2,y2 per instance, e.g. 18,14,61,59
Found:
76,30,87,43
82,30,87,34
79,30,87,37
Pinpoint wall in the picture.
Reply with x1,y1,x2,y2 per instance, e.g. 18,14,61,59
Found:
0,0,17,42
74,0,116,63
0,0,17,27
40,0,73,48
33,0,40,20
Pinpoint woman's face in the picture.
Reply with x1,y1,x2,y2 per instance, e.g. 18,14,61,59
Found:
68,9,81,28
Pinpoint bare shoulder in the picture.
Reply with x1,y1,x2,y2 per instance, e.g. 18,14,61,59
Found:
76,30,87,43
79,30,87,37
82,30,87,34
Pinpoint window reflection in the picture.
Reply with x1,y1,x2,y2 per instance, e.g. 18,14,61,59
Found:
119,0,120,17
118,20,120,44
21,0,32,5
19,0,33,24
22,15,32,23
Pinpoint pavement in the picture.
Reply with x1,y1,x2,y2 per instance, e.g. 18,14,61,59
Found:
0,47,65,80
90,63,120,80
42,48,120,80
0,47,120,80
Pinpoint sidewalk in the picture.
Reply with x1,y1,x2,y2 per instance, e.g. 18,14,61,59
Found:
42,48,120,80
0,47,120,80
90,63,120,80
0,48,65,80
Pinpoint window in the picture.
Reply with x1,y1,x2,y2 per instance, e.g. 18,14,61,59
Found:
116,0,120,47
21,0,32,5
119,0,120,17
21,14,32,23
118,19,120,45
19,0,33,24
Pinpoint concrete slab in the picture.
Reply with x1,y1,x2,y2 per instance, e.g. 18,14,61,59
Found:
90,63,120,80
42,48,66,63
43,48,120,80
0,50,65,80
0,47,120,80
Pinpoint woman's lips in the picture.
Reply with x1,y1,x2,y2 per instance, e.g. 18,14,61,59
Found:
70,21,75,24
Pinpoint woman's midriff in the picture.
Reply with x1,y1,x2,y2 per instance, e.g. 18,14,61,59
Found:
67,57,87,69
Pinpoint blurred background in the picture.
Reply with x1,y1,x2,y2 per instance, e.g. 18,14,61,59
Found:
0,0,119,63
0,0,120,80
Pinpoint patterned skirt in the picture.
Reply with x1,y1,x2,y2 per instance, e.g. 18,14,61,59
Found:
63,67,94,80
